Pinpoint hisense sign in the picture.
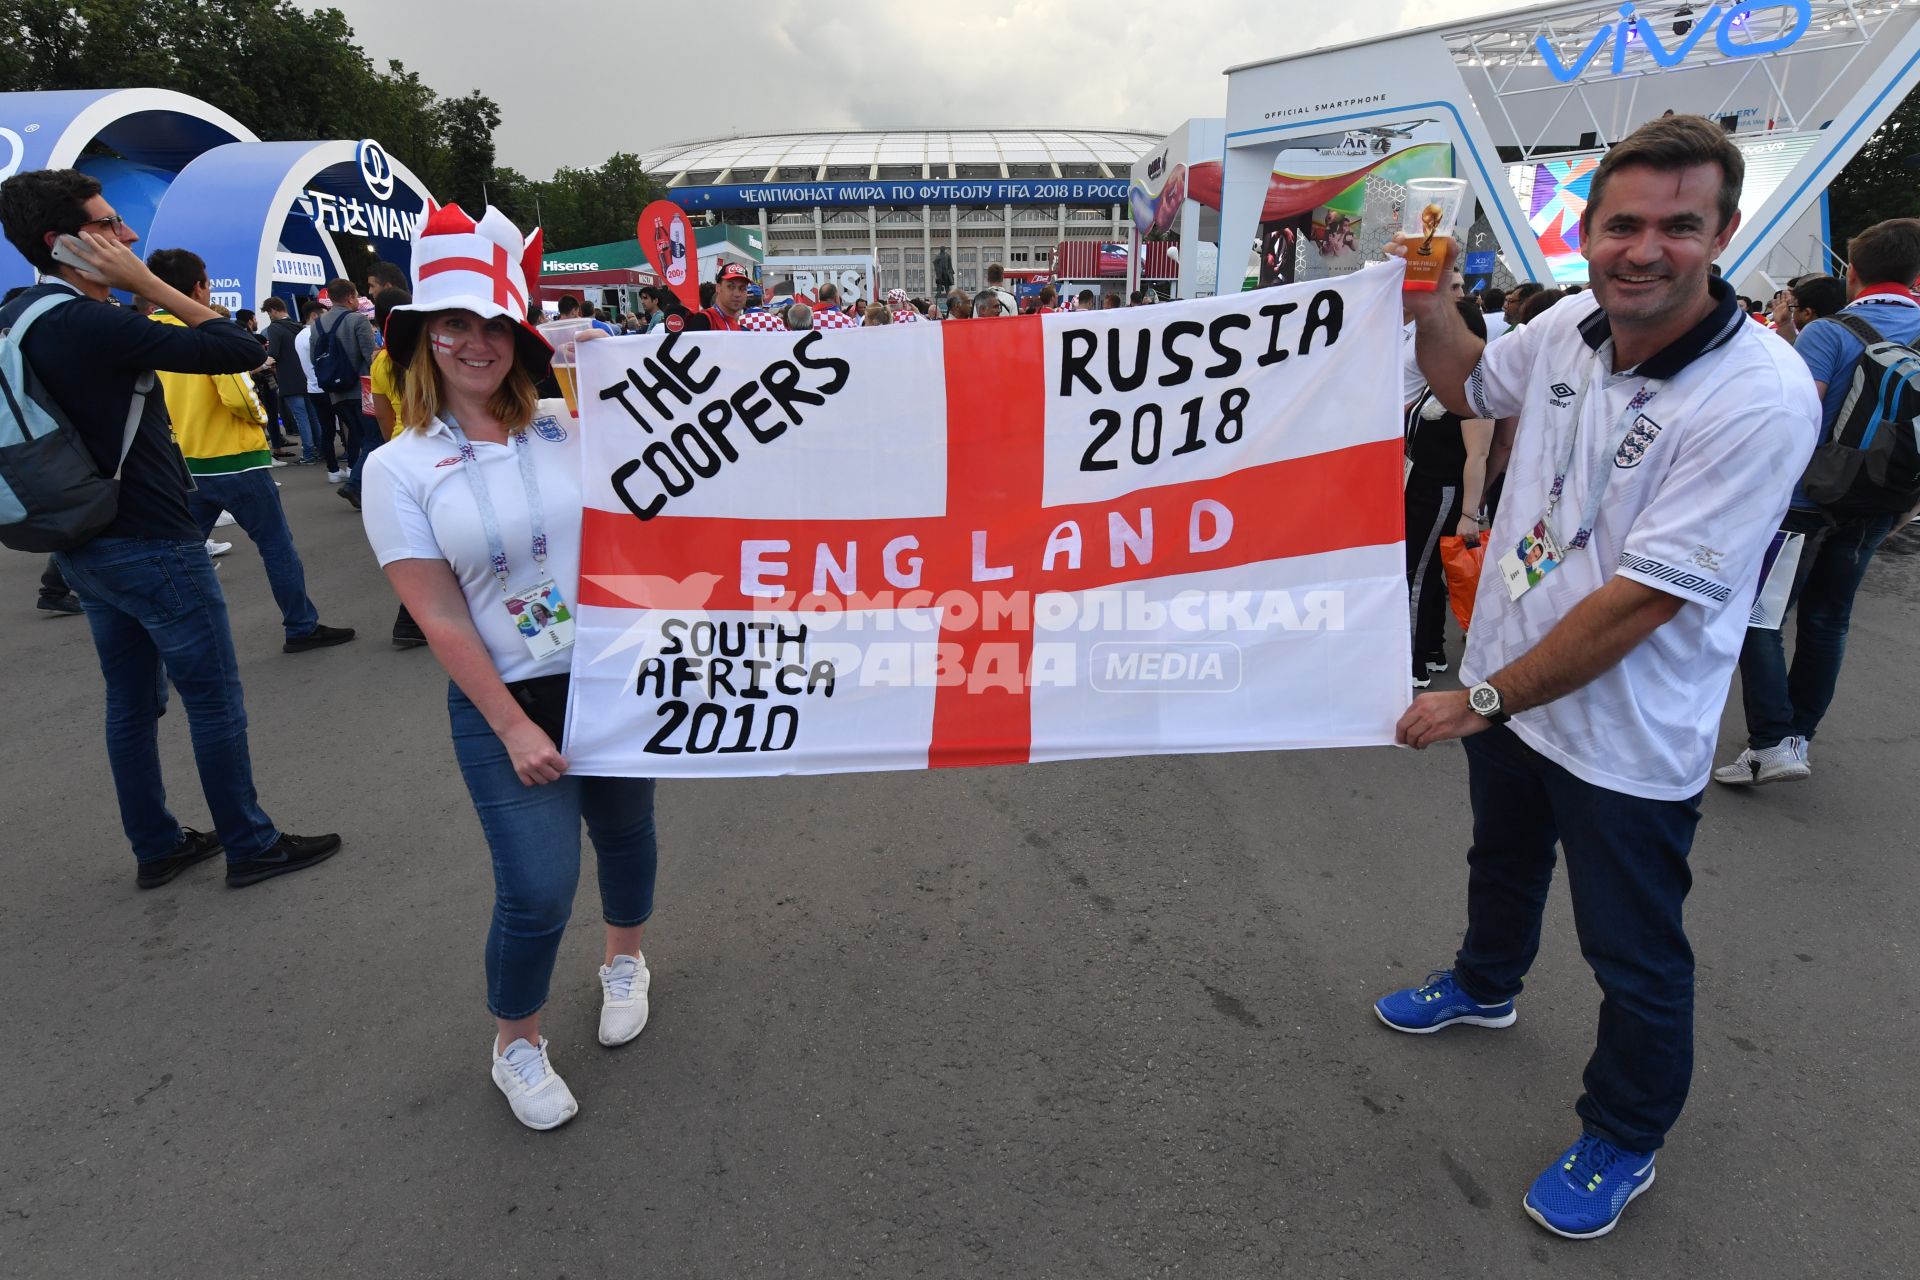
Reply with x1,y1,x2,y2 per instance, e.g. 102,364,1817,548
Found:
1536,0,1812,82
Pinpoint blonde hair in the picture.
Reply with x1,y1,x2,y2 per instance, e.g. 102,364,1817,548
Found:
400,321,539,432
864,302,890,326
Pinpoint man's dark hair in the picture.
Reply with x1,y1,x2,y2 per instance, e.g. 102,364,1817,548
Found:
326,277,357,303
261,296,288,315
300,298,324,321
372,286,411,328
1509,281,1544,305
1076,289,1095,307
581,301,598,319
699,281,716,308
986,262,1005,283
556,295,580,316
1519,289,1565,324
1846,217,1920,288
1791,274,1846,319
0,168,103,272
368,260,407,291
1455,298,1489,342
1481,287,1506,314
1102,293,1121,308
146,248,208,296
1584,114,1744,235
1038,286,1056,306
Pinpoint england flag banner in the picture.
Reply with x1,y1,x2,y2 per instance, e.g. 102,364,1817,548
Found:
564,261,1412,777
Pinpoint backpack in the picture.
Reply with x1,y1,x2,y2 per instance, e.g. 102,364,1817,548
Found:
310,308,360,392
0,291,155,553
1799,312,1920,515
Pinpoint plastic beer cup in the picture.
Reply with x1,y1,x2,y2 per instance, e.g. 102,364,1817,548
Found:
1398,178,1468,292
537,318,595,417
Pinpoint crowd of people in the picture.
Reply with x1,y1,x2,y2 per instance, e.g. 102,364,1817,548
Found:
5,108,1917,1241
527,260,1154,339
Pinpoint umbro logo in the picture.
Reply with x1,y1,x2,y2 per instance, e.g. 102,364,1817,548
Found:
1549,382,1577,408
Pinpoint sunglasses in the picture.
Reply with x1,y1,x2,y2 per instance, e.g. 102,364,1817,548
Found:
80,214,129,232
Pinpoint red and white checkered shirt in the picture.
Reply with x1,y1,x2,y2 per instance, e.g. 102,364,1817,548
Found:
892,308,924,325
736,310,788,332
812,306,859,330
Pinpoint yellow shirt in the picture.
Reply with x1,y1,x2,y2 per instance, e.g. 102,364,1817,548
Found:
151,312,270,475
370,348,406,433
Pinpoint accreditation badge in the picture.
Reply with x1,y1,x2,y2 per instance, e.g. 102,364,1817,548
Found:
1498,516,1564,601
504,580,576,657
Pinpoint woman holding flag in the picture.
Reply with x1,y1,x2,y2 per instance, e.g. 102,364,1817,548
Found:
361,203,660,1131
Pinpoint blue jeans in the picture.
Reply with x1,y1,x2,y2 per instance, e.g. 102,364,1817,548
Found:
53,538,281,865
185,469,321,640
282,392,322,461
1454,725,1703,1153
1738,507,1898,749
448,684,659,1019
318,396,358,473
345,417,380,496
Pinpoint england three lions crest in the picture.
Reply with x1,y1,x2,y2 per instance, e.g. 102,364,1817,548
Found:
1615,414,1663,469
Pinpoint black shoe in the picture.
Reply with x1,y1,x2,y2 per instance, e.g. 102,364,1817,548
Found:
226,832,342,888
337,485,361,510
283,623,356,653
391,609,427,649
36,593,82,616
136,828,224,889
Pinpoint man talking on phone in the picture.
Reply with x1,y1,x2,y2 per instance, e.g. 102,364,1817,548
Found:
0,168,342,890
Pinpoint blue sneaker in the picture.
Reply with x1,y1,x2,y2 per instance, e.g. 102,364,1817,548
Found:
1373,969,1516,1033
1523,1133,1656,1239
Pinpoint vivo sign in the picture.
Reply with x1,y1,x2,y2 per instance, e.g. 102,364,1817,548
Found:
1536,1,1811,82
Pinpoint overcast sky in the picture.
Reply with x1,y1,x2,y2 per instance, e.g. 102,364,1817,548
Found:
297,0,1529,177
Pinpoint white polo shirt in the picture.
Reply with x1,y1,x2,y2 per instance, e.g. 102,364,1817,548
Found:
1461,282,1819,799
362,399,582,682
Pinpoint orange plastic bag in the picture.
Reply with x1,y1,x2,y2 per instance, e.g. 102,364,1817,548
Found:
1438,534,1486,633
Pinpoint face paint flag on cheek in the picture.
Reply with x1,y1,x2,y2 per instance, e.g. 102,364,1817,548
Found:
430,333,458,356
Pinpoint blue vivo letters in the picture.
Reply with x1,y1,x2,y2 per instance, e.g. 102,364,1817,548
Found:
1535,1,1812,82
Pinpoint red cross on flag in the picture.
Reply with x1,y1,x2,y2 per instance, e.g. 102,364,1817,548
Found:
563,263,1413,777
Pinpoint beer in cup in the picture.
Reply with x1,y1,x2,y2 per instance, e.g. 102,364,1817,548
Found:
537,318,596,417
1397,178,1468,292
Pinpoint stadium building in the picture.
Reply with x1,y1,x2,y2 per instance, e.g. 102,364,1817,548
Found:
638,129,1167,299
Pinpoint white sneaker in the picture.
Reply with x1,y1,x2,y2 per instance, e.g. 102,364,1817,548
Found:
1712,736,1812,787
327,470,347,484
269,458,288,468
598,953,651,1046
490,1036,578,1130
213,511,237,528
204,539,233,558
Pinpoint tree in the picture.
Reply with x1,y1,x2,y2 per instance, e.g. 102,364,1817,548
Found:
0,0,658,251
1827,83,1920,252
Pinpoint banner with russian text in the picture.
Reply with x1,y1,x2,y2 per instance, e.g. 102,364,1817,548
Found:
564,261,1412,777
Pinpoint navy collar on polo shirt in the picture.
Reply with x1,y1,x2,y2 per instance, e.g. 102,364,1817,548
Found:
1576,275,1743,378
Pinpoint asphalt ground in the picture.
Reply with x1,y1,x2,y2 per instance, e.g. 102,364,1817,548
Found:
3,466,1916,1279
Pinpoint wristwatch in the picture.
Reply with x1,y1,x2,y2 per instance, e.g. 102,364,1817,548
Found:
1468,681,1510,725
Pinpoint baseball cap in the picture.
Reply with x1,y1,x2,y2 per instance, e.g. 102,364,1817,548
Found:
715,261,751,283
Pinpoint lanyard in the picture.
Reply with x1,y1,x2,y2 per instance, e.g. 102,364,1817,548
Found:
446,418,547,593
1545,349,1661,551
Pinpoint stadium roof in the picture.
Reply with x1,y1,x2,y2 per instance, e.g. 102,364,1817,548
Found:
638,129,1164,184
